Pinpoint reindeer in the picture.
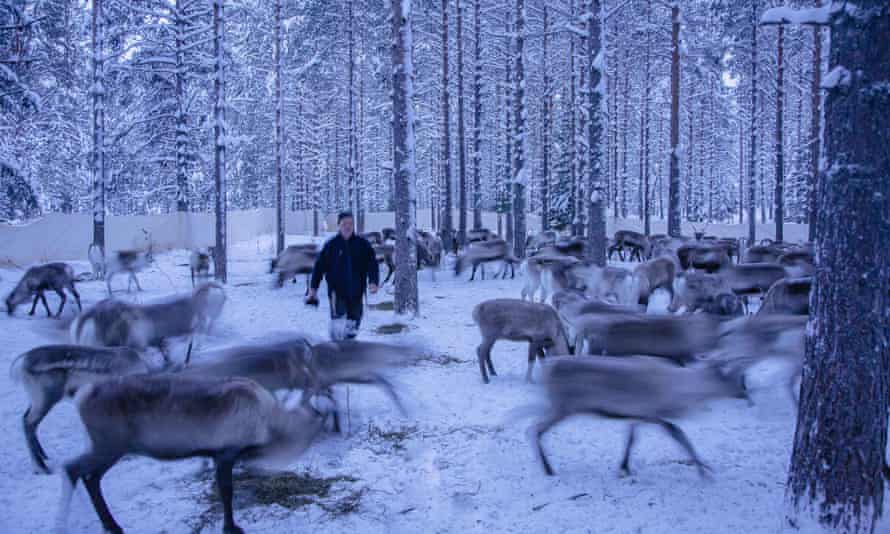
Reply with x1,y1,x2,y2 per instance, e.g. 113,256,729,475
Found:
5,262,82,318
10,345,148,473
57,375,325,534
381,227,397,242
714,314,807,404
361,231,383,245
525,230,558,255
374,243,397,284
670,272,743,316
472,298,571,384
778,250,815,277
103,244,154,296
587,313,720,366
757,277,811,316
454,239,518,281
88,243,105,280
72,283,226,365
570,264,641,306
743,244,784,264
270,244,317,289
716,263,789,312
612,230,650,262
677,242,731,273
521,254,580,303
633,257,676,306
190,248,213,287
529,355,749,477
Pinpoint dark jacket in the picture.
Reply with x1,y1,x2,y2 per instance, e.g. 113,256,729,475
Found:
310,233,379,299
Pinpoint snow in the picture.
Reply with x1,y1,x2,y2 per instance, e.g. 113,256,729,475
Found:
822,66,851,90
760,4,837,25
0,231,861,533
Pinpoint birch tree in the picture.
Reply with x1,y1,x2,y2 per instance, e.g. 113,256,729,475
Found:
212,0,227,283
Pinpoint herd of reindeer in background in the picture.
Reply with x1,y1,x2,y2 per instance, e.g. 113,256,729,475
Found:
2,224,826,533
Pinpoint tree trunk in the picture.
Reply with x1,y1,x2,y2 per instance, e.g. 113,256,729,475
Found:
390,0,419,315
541,5,550,232
504,9,513,246
274,0,284,254
440,0,453,246
568,0,577,235
174,0,189,213
212,0,227,283
774,24,784,242
642,0,651,236
91,0,105,249
472,0,482,230
585,0,605,266
620,52,629,219
748,0,758,245
512,0,527,259
456,0,467,246
809,10,822,242
667,4,681,237
347,0,356,219
786,4,890,531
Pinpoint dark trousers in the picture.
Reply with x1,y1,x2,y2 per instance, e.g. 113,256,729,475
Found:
329,291,364,338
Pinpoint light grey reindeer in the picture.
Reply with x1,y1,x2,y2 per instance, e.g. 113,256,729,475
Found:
714,314,807,404
586,313,721,366
669,272,744,316
551,292,642,355
455,239,518,281
57,375,325,534
472,298,571,384
72,282,226,365
10,345,148,473
182,337,411,433
529,355,749,477
633,256,676,306
5,262,82,318
521,254,580,303
190,248,214,287
102,235,154,296
715,262,788,312
270,243,317,289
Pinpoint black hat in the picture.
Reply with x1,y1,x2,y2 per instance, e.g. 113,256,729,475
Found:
337,210,354,223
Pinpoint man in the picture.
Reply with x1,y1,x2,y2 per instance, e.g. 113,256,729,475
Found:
308,211,379,339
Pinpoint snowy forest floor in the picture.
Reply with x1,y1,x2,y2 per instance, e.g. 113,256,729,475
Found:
0,233,880,534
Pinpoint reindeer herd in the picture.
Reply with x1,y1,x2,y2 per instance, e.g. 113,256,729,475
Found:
1,226,825,533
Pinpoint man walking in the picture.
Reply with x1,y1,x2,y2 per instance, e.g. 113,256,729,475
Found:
308,211,379,339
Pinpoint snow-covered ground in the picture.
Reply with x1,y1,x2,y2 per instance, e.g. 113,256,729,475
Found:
0,234,850,534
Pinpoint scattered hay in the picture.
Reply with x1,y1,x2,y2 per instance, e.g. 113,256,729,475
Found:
374,322,410,335
369,300,395,311
367,423,419,452
188,469,361,532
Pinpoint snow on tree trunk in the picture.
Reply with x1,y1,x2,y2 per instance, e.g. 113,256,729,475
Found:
440,0,453,247
568,0,577,235
456,0,467,247
274,0,284,254
667,3,681,238
91,0,105,249
391,0,418,316
472,0,483,231
642,0,651,236
511,0,527,259
621,52,629,219
585,0,605,267
785,3,890,532
504,8,513,246
212,0,227,283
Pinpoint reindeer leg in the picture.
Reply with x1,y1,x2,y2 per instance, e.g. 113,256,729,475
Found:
132,273,143,292
54,288,67,317
525,343,539,383
657,419,711,478
619,424,638,477
185,337,194,366
24,383,63,473
69,283,82,312
39,292,52,317
528,412,566,476
214,453,244,534
477,339,494,383
27,293,39,315
66,449,125,534
106,273,114,296
468,262,477,282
